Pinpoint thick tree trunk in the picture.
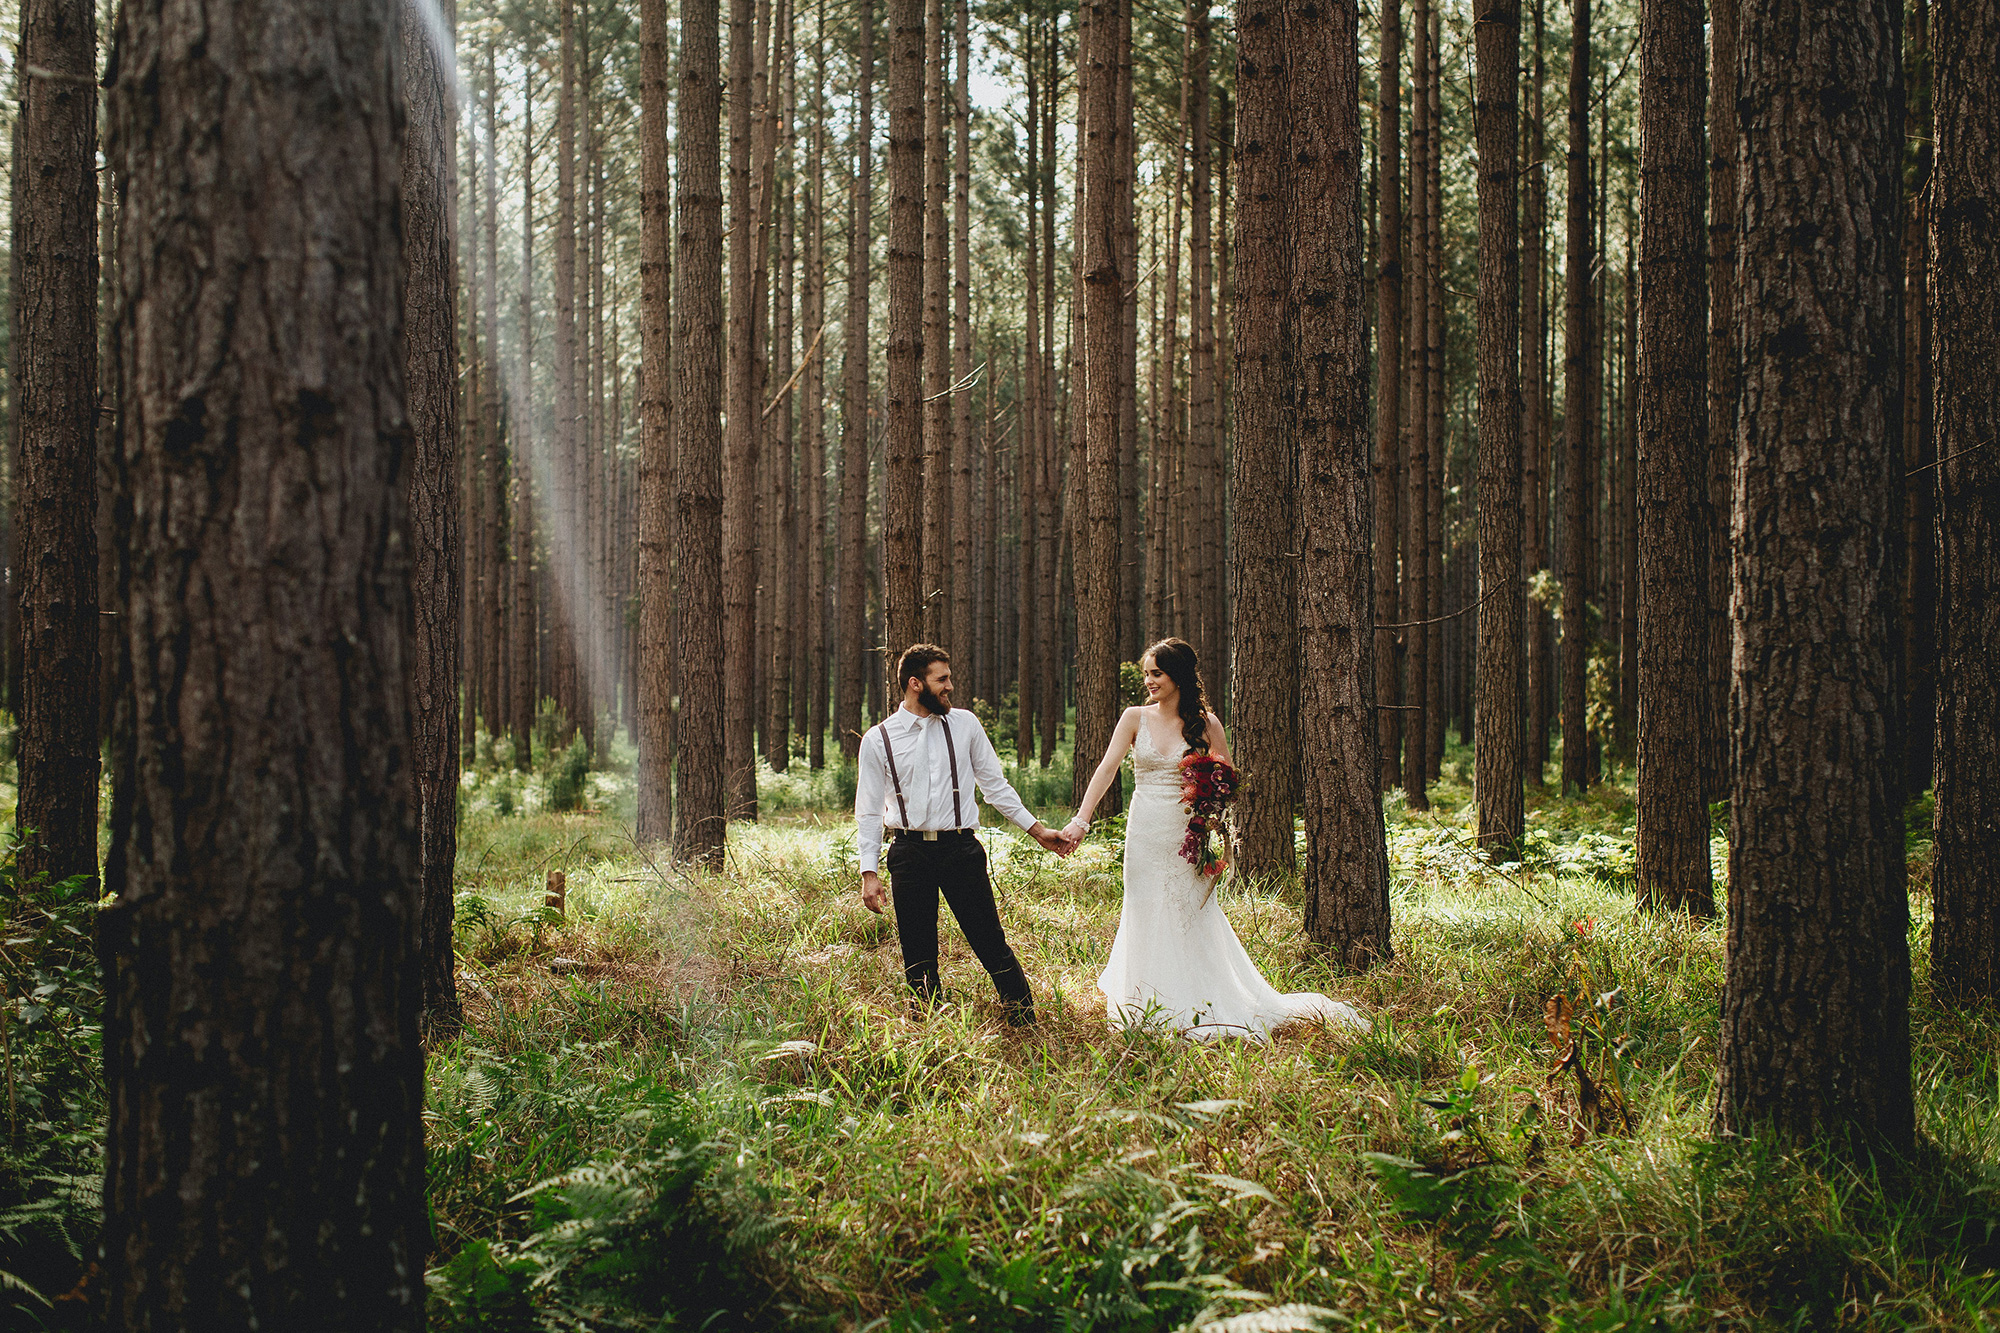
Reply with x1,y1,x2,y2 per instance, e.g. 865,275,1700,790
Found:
1705,0,1736,800
1634,0,1712,915
555,0,584,747
1294,0,1390,967
724,0,769,816
885,0,925,658
837,0,873,758
1230,0,1299,880
1714,0,1910,1152
100,0,423,1320
1474,0,1523,855
676,0,729,864
483,49,507,766
1075,0,1125,812
638,0,674,842
1373,0,1404,794
1116,2,1141,667
12,0,98,892
768,11,797,772
1928,0,1999,1000
1559,0,1592,795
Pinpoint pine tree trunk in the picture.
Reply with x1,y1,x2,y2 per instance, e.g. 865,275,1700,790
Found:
554,0,584,747
1899,0,1934,801
1559,0,1592,795
1294,0,1390,967
1634,0,1713,916
920,0,950,644
676,0,729,864
1229,0,1299,880
806,11,829,766
1714,0,1910,1151
1524,0,1550,783
1402,0,1431,811
1075,0,1124,812
1188,10,1219,677
1017,20,1041,763
1116,1,1141,666
100,1,423,1318
837,0,873,758
1473,0,1523,854
638,0,674,842
951,0,975,688
11,0,99,892
1704,0,1736,800
885,0,926,657
1036,30,1061,766
483,49,507,765
1373,0,1404,795
513,65,538,772
1424,6,1446,783
401,0,462,1041
768,8,797,772
1928,0,1999,1000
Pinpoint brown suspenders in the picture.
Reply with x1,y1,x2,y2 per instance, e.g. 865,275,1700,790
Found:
876,714,965,832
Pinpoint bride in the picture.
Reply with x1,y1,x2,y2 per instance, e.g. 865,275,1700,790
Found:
1063,639,1368,1041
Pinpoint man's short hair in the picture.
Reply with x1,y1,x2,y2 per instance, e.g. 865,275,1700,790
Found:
897,643,951,692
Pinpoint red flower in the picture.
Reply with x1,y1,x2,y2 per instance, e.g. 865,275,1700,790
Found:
1176,753,1240,875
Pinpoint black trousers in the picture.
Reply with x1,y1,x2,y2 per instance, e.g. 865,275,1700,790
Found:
884,833,1033,1009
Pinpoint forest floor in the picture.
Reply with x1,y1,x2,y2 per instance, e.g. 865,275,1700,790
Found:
415,731,2000,1332
3,729,1996,1329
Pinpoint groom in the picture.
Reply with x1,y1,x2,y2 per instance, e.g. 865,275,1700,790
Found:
856,644,1075,1025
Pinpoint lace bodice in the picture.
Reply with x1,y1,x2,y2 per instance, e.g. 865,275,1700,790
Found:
1132,717,1188,797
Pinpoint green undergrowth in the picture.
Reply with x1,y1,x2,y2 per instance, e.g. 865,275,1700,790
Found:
426,737,2000,1331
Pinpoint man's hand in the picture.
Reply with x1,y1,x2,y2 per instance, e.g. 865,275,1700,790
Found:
860,871,890,914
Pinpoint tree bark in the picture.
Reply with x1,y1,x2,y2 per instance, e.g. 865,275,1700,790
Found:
483,47,507,765
1076,0,1125,813
1524,0,1551,783
806,8,829,766
1559,0,1592,795
921,0,951,643
1704,0,1736,800
1473,0,1523,855
1714,0,1910,1152
1424,5,1445,783
401,0,462,1041
676,0,729,864
768,6,797,772
1373,0,1405,794
1230,0,1299,880
1928,0,1999,1000
1634,0,1712,915
1403,0,1431,811
951,0,975,690
555,0,585,747
513,63,539,772
1899,0,1934,802
885,0,926,658
1017,18,1041,763
1188,9,1219,678
638,0,674,842
11,0,99,892
838,0,874,758
1293,0,1391,967
100,0,423,1320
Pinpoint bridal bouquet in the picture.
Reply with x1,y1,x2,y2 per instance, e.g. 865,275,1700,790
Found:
1176,753,1239,878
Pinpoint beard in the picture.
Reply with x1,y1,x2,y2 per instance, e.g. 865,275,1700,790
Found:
919,684,952,715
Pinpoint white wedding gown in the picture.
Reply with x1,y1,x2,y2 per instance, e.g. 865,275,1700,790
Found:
1097,722,1370,1041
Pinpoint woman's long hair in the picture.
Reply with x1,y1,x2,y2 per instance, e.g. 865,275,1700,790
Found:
1145,638,1212,755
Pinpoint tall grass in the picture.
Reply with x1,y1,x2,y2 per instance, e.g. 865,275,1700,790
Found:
427,738,2000,1330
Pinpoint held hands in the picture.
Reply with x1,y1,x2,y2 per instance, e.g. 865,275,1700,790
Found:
1031,822,1079,857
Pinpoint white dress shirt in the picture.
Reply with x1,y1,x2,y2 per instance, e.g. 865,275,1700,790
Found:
854,704,1039,873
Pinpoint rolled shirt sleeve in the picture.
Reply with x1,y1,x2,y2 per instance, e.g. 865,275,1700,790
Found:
965,715,1039,834
855,725,889,873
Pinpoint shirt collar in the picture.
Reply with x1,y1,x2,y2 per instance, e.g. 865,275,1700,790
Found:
894,704,947,731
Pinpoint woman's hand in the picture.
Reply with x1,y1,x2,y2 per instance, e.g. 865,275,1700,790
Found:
1061,817,1090,847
